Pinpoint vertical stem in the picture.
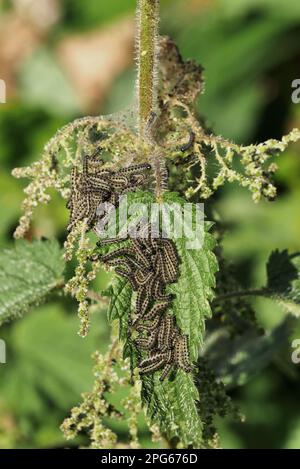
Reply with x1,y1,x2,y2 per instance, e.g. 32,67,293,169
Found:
136,0,160,141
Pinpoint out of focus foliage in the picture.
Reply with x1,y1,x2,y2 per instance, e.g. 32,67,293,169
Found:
0,0,300,448
0,240,64,326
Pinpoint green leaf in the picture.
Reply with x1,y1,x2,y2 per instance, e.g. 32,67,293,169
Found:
204,318,293,388
267,250,299,293
62,0,135,31
167,219,218,361
142,370,203,448
108,276,132,342
0,172,24,243
0,239,65,326
266,250,300,317
99,190,218,447
105,190,218,359
194,359,237,444
0,303,109,447
20,48,79,116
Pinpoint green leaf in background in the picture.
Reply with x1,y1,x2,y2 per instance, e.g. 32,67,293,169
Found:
61,0,173,32
0,239,65,326
0,303,108,448
19,48,80,117
284,417,300,449
266,250,300,317
219,0,300,20
267,250,299,293
166,0,300,142
0,105,69,172
216,188,300,277
204,318,293,388
61,0,135,31
0,172,24,243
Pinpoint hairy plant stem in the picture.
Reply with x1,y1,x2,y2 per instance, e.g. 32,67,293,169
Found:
136,0,160,141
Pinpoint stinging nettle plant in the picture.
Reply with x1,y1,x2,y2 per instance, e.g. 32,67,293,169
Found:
2,0,300,449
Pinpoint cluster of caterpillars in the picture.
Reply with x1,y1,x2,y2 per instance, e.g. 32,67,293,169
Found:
67,152,152,232
66,153,192,381
94,224,192,381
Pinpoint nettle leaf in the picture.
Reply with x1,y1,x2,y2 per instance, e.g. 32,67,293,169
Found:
158,192,218,360
142,370,203,448
266,250,300,317
203,318,293,388
108,276,132,343
100,190,218,447
0,239,65,326
267,250,298,293
167,222,217,361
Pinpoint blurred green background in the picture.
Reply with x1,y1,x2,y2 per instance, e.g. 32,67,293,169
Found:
0,0,300,448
